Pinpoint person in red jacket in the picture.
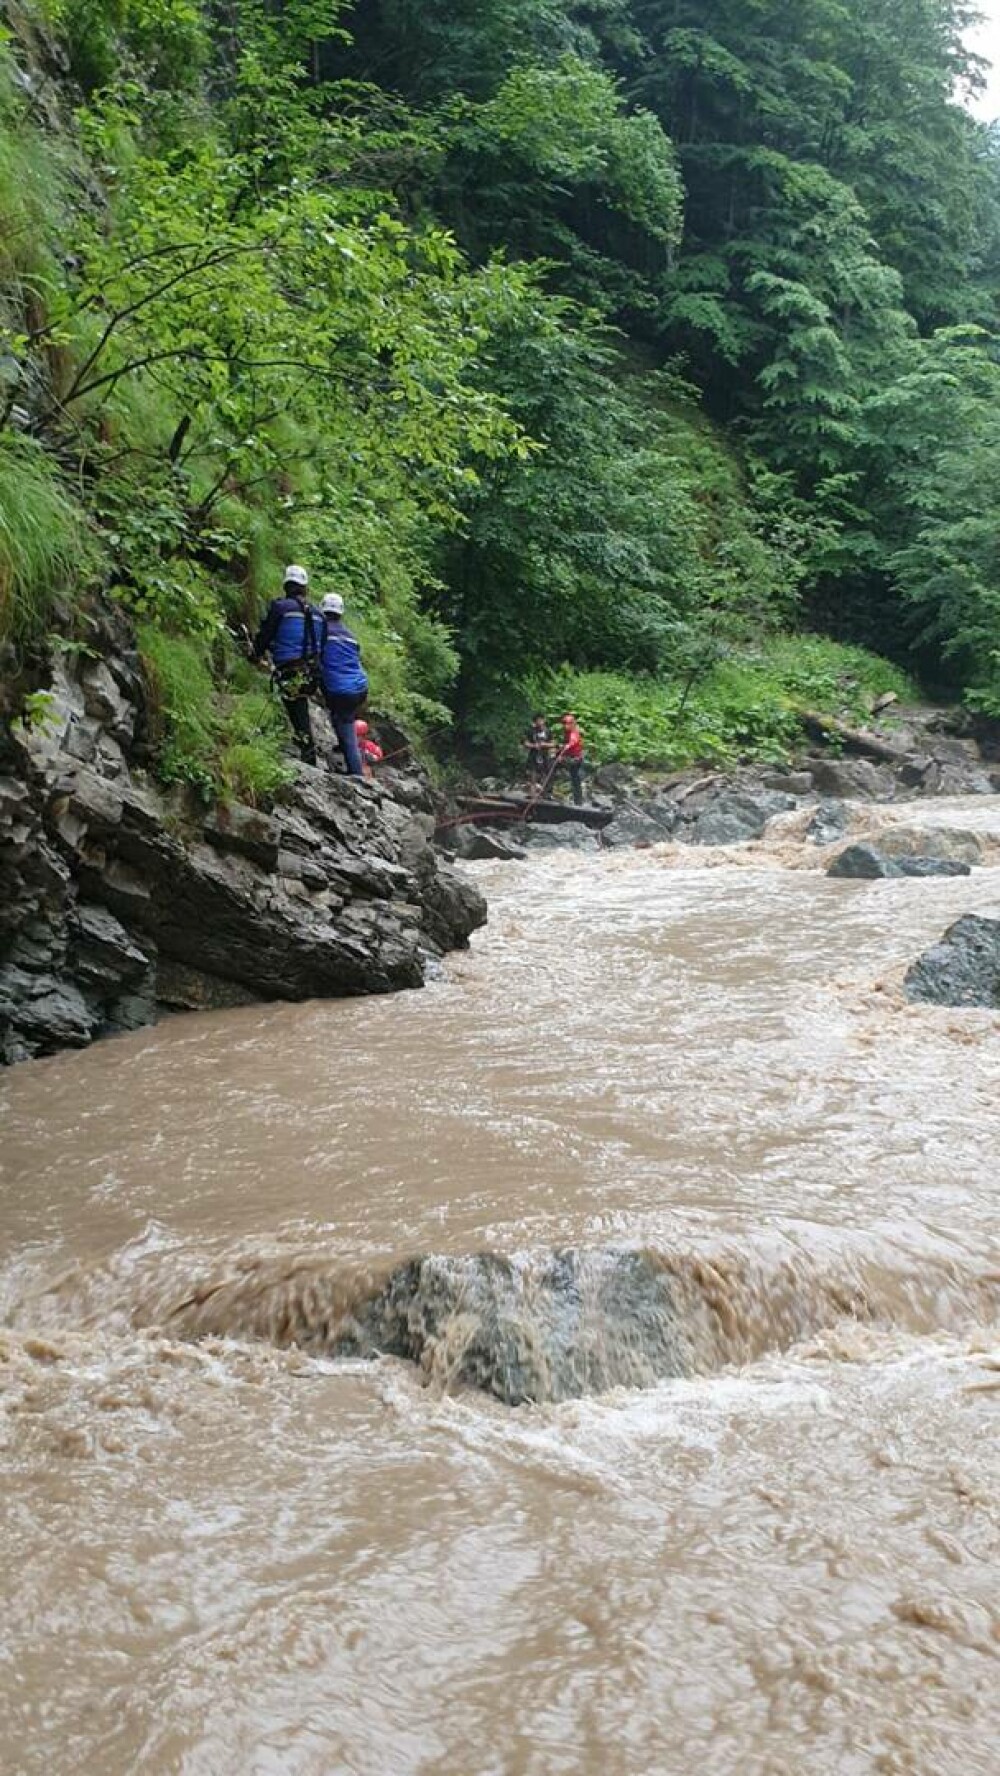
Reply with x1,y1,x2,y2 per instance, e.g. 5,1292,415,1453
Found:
354,719,384,778
557,712,585,805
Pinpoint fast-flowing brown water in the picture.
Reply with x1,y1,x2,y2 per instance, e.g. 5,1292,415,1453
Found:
3,798,1000,1775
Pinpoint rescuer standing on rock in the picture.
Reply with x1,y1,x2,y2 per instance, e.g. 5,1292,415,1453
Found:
523,713,554,786
557,712,585,805
251,564,324,766
319,593,369,778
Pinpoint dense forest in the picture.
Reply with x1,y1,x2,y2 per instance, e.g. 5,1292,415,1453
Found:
1,0,998,788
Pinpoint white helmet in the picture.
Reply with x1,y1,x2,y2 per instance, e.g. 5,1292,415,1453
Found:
320,592,345,616
283,563,309,588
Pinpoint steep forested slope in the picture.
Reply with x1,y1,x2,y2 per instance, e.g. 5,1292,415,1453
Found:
1,0,998,780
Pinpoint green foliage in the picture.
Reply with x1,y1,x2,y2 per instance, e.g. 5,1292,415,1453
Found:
521,637,914,769
50,0,208,94
477,56,682,242
138,625,293,800
2,0,999,784
0,437,90,647
217,687,294,802
860,328,1000,711
137,624,219,792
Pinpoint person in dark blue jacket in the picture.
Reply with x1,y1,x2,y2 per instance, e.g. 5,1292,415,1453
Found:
251,564,324,766
319,593,369,777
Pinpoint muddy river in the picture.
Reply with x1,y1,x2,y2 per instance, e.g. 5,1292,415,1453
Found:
2,800,1000,1775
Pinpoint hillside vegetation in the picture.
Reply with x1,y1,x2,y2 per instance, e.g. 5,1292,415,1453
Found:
1,0,998,785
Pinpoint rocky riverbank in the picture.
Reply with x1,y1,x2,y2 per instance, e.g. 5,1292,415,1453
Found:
439,703,1000,862
0,614,484,1065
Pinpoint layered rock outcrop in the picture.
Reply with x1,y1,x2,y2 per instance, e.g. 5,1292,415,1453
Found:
0,628,484,1063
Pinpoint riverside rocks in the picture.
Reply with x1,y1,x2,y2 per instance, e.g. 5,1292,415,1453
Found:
827,844,972,880
904,916,1000,1008
686,788,797,846
0,640,485,1064
876,825,984,866
450,704,999,858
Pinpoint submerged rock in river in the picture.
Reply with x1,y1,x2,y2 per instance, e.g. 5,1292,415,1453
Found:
828,843,971,879
359,1249,689,1403
904,915,1000,1008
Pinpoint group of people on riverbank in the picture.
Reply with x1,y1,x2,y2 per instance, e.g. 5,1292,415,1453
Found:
251,565,382,777
254,565,586,801
523,712,586,805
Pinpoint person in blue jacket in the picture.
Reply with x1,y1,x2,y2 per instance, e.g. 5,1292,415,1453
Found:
319,593,369,777
251,564,324,766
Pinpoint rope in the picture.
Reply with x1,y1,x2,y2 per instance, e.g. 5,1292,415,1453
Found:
239,619,592,833
432,744,598,838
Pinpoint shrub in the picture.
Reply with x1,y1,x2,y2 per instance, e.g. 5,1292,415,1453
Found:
138,626,295,800
137,623,218,793
218,686,293,803
0,438,90,648
519,636,915,770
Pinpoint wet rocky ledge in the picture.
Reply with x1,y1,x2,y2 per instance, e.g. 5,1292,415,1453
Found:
0,613,484,1065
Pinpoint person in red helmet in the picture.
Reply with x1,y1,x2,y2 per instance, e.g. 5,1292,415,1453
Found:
354,718,384,778
557,711,585,805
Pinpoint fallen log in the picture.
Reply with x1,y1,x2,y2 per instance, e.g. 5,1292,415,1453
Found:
453,794,614,831
800,710,908,765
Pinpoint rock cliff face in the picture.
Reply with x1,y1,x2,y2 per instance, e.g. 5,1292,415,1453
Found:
0,621,485,1064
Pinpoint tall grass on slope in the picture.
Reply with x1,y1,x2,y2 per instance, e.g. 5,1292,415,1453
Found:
0,437,87,649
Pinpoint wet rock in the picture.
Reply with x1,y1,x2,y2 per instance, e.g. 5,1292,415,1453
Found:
876,826,984,866
827,844,896,878
356,1249,688,1405
204,803,281,870
807,757,894,800
103,982,159,1034
0,968,95,1050
591,762,639,794
896,856,972,877
410,858,486,956
377,767,435,812
517,824,601,853
68,903,151,991
827,844,971,880
461,831,527,862
686,789,796,846
904,916,1000,1008
918,760,995,797
604,804,677,847
806,800,850,845
155,959,261,1013
762,770,814,796
1,627,487,1063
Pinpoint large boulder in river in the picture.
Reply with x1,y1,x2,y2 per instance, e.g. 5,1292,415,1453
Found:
876,825,984,866
461,830,527,862
358,1249,689,1404
685,788,796,846
604,802,678,847
516,823,600,853
807,757,894,800
806,800,850,846
827,844,971,880
904,916,1000,1007
762,769,814,796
